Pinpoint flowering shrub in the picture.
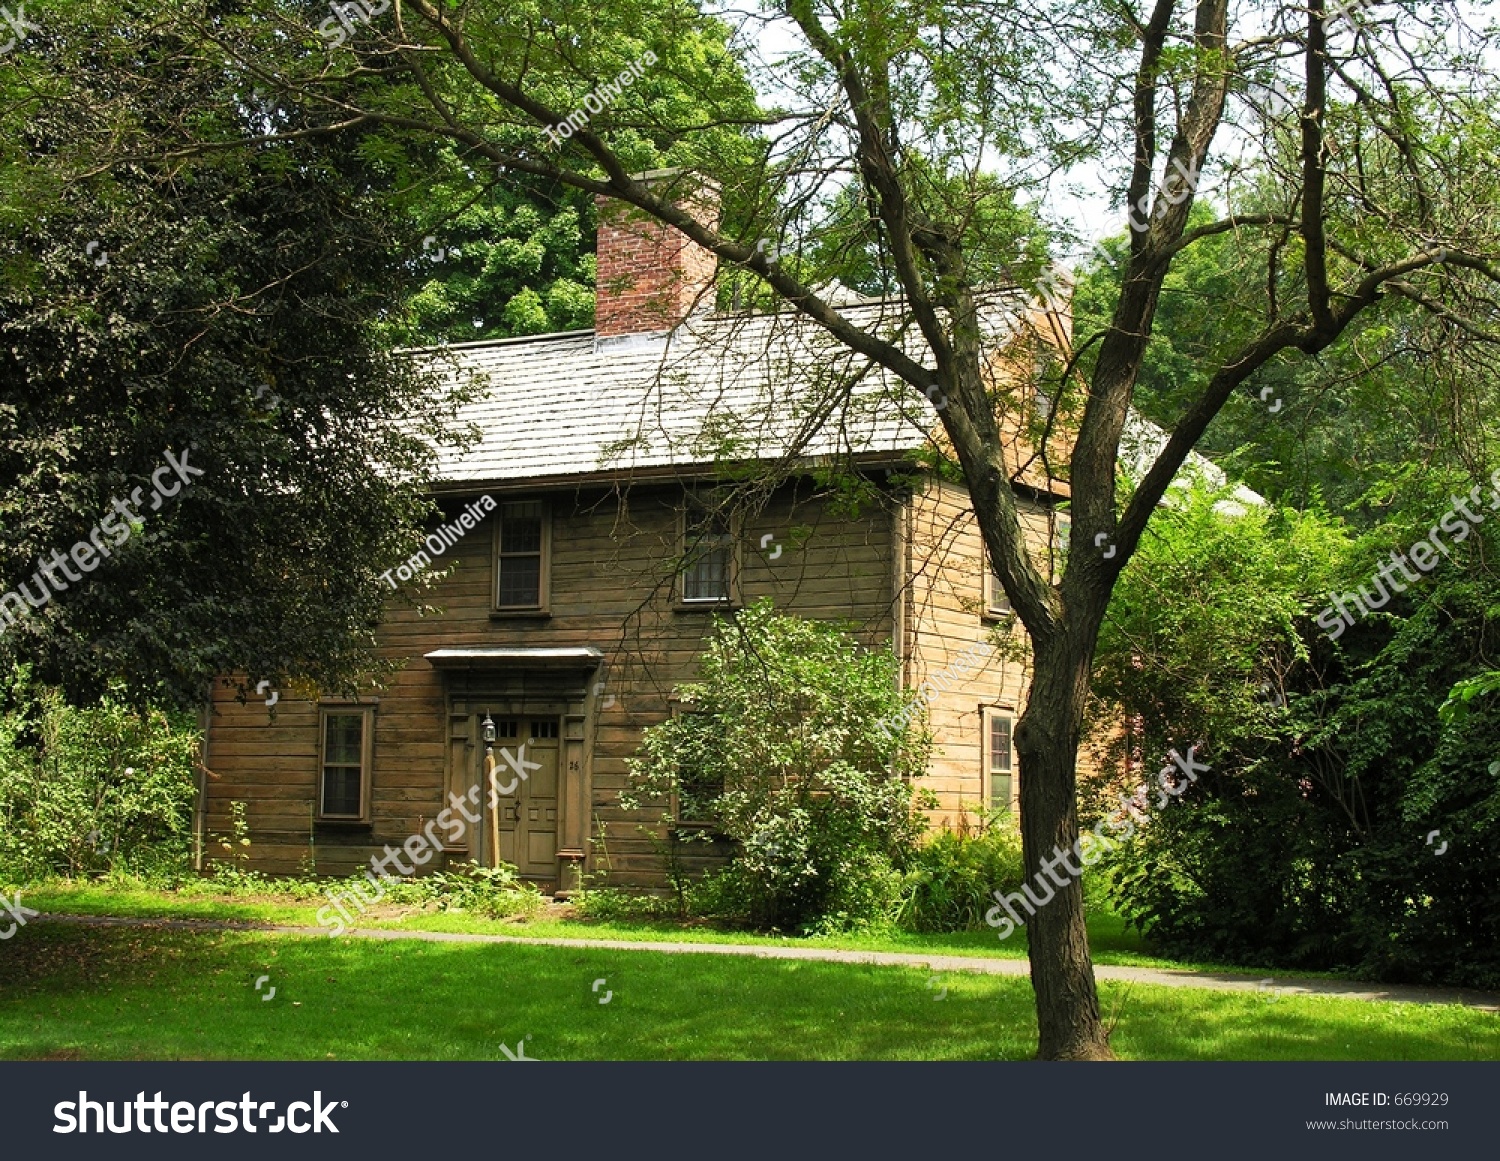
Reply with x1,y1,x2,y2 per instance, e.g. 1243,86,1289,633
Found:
624,600,933,932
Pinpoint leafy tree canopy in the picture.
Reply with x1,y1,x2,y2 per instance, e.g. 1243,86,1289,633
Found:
0,0,474,707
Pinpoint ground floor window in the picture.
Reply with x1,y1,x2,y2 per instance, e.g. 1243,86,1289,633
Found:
670,708,725,826
320,706,374,820
984,708,1014,813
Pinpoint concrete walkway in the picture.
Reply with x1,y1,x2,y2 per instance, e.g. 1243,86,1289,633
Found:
35,912,1500,1012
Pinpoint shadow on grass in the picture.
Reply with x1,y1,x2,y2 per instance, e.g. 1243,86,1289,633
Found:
3,925,1498,1061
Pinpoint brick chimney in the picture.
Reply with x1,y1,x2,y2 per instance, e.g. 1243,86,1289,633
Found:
595,169,720,340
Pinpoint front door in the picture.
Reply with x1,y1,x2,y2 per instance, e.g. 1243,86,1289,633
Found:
488,717,560,880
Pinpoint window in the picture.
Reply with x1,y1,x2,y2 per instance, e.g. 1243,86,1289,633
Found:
672,708,724,826
985,550,1013,617
489,718,519,740
677,762,724,826
495,501,548,610
681,508,734,604
320,707,373,820
984,709,1014,813
1052,515,1071,582
1034,344,1059,419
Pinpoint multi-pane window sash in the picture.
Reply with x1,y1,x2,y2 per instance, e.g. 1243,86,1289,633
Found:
497,501,544,608
682,510,732,602
321,711,367,818
673,711,723,824
987,553,1013,615
988,712,1013,813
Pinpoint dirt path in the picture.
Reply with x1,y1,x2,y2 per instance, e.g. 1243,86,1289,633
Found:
34,912,1500,1011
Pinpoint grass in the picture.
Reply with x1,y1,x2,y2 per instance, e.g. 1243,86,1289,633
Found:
1,921,1495,1061
13,877,1340,978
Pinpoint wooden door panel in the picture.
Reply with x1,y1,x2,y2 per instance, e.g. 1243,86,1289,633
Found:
483,716,561,880
527,830,556,865
519,739,559,877
530,753,558,797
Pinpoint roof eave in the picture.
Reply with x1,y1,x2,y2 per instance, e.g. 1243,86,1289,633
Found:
425,449,923,497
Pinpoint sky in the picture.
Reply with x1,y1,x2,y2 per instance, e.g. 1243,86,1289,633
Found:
704,1,1498,260
706,2,1137,251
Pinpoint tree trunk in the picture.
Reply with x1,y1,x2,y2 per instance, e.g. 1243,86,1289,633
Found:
1015,636,1113,1061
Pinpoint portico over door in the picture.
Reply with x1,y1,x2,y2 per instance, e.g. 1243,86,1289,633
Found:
426,646,603,890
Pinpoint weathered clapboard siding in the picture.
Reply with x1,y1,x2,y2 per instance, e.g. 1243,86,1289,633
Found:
552,481,900,884
204,655,447,877
203,477,901,885
902,475,1058,828
205,466,1107,889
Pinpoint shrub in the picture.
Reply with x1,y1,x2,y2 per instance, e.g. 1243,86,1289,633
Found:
570,885,680,923
623,599,935,933
0,667,199,884
898,811,1026,932
317,860,544,919
1088,481,1500,989
388,863,545,919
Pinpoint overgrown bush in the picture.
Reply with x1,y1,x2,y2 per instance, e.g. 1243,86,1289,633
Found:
377,862,545,919
898,811,1026,932
1089,482,1500,988
0,667,199,883
623,600,934,933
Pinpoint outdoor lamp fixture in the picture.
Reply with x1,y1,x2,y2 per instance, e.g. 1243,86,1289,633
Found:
481,713,496,744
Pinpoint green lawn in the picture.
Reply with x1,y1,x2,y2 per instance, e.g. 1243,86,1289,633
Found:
1,921,1495,1060
15,878,1338,978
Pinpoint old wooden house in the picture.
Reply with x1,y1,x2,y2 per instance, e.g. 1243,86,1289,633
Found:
198,174,1088,893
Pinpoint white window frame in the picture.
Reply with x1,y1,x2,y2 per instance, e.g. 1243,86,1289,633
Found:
1052,515,1071,583
985,548,1014,618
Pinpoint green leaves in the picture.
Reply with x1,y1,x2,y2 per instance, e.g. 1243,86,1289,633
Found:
0,4,477,707
0,666,200,883
1091,473,1500,988
401,167,598,342
1437,670,1500,727
624,599,931,931
1092,483,1352,763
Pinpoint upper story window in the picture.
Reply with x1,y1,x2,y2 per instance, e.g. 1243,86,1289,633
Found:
320,705,374,820
495,500,549,611
985,549,1013,617
985,512,1068,612
681,507,735,604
